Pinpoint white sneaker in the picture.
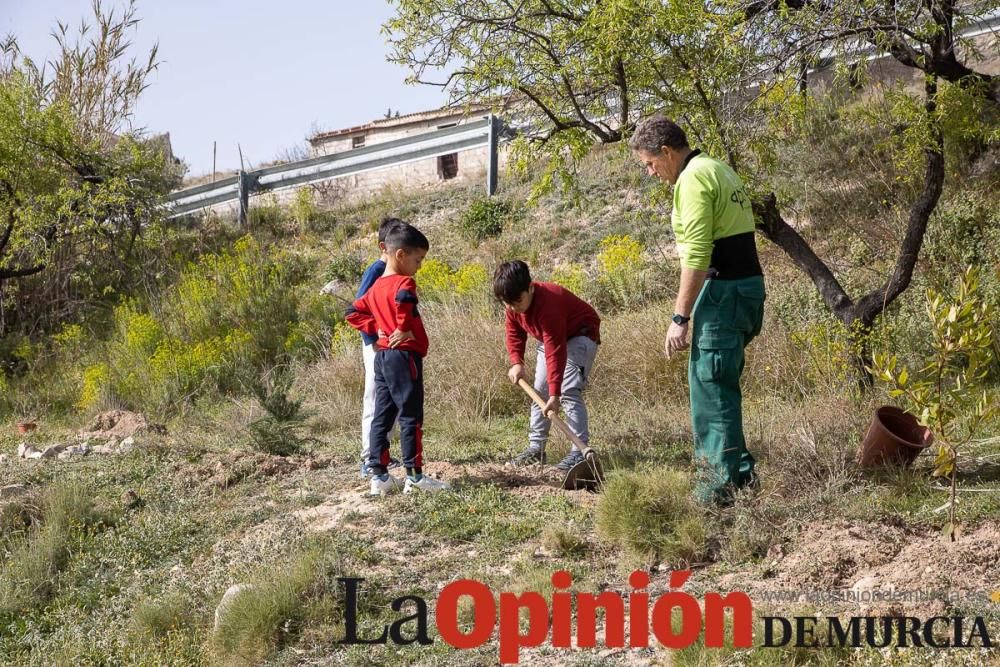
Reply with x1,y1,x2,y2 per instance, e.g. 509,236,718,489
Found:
403,475,450,494
369,474,401,496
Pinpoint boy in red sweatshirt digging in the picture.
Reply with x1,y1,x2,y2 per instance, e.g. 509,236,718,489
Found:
494,260,601,471
345,222,449,496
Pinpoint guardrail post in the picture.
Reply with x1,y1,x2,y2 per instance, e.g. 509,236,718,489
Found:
487,114,499,197
237,170,260,227
237,170,249,227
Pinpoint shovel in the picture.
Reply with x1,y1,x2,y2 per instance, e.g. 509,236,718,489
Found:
517,378,605,492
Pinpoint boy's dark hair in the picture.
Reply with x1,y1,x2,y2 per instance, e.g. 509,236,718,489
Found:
384,222,430,252
493,260,532,303
378,217,405,243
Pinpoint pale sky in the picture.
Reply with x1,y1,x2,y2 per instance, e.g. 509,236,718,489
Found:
3,1,448,175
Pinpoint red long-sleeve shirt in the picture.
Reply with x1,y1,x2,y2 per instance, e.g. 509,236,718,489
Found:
505,281,601,396
345,274,429,357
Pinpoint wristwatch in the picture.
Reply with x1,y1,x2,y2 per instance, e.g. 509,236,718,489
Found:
672,313,691,325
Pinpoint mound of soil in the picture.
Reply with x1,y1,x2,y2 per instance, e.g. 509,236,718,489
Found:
730,520,1000,617
79,410,166,440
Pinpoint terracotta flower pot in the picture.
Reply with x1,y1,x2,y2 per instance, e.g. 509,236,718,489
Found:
857,406,933,469
16,421,37,435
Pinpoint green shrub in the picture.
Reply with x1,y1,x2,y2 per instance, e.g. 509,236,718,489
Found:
133,592,195,638
323,251,366,284
596,468,707,567
284,290,340,362
459,198,511,241
541,525,587,558
247,367,312,456
289,187,317,229
0,482,108,617
247,194,285,231
923,193,1000,325
872,266,996,539
212,549,327,663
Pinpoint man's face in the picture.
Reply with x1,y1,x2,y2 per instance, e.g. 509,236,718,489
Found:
505,286,534,314
636,147,680,184
395,248,427,276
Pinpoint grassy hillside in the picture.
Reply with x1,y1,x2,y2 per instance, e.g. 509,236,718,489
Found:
1,141,999,665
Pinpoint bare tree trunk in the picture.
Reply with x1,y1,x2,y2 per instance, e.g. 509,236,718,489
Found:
754,80,944,389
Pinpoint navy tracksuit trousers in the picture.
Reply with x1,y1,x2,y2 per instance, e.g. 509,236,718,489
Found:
367,349,424,475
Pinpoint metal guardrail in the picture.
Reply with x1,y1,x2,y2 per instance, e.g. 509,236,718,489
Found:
168,10,996,220
809,7,1000,69
167,116,502,219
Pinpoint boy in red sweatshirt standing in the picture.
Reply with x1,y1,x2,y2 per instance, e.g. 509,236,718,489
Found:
494,260,601,471
345,223,449,496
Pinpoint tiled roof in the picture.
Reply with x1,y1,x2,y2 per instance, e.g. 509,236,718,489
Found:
308,104,491,143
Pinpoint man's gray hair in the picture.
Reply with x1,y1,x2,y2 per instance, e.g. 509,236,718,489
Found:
629,114,689,153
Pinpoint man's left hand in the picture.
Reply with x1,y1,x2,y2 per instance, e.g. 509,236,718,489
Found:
542,395,560,418
664,321,690,359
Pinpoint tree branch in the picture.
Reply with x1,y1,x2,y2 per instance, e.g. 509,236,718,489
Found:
852,77,945,323
517,84,573,131
614,57,631,134
753,193,855,319
559,73,613,142
0,263,46,281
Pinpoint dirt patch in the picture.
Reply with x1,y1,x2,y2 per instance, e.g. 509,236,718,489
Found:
421,460,596,503
724,519,1000,617
78,410,166,440
180,452,333,490
293,489,377,532
771,521,909,590
331,460,604,506
509,484,599,505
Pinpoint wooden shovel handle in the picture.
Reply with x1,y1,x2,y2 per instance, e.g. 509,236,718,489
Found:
517,378,589,452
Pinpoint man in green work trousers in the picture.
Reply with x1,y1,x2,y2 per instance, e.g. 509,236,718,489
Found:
630,115,766,505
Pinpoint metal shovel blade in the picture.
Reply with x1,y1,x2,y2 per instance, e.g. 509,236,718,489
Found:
562,449,604,492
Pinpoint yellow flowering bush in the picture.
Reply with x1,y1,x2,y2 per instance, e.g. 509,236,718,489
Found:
329,319,361,355
550,263,587,296
414,260,490,303
596,234,646,310
78,363,111,410
122,310,163,357
166,236,296,355
12,338,35,370
452,263,489,298
51,324,84,352
76,236,320,413
415,258,455,301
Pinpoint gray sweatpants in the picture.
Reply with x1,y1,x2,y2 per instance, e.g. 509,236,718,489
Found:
530,336,598,452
